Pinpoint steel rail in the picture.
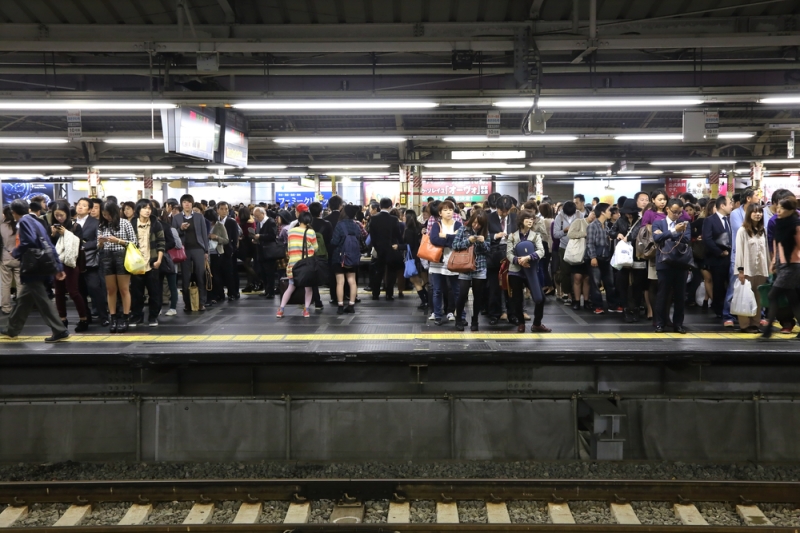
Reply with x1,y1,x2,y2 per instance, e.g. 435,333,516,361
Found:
0,479,798,505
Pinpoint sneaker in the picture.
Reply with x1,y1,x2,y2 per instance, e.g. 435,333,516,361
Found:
303,308,310,318
428,312,436,320
276,308,284,318
45,330,70,343
315,303,324,311
609,307,624,313
564,298,573,305
447,312,455,321
594,308,605,315
780,327,794,334
337,305,345,315
165,308,177,316
148,318,159,327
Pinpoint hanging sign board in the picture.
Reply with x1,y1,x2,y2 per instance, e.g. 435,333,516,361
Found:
67,109,82,138
162,106,217,161
215,110,249,167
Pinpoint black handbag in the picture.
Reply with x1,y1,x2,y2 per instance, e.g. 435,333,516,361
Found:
714,230,731,251
261,240,286,260
158,251,175,274
20,222,59,277
657,238,695,269
292,228,330,288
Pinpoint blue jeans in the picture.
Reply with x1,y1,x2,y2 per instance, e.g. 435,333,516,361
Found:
431,272,460,320
160,271,179,310
590,259,620,310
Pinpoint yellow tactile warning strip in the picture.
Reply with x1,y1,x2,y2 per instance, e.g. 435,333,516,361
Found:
0,332,796,343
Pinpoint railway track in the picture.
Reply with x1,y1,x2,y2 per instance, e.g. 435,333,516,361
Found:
0,479,798,531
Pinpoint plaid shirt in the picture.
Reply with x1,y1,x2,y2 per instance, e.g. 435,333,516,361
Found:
451,226,490,272
99,218,137,252
585,219,611,260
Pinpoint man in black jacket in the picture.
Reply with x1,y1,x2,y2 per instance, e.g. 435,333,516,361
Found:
310,202,333,310
172,194,210,312
325,195,343,303
702,195,733,319
75,197,109,326
368,198,402,300
486,195,517,324
252,207,279,298
216,202,240,300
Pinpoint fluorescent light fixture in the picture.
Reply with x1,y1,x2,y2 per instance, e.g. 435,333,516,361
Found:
274,137,406,144
782,168,800,171
243,172,311,176
422,163,526,169
615,134,683,141
422,172,492,177
0,165,71,170
0,137,69,144
92,165,174,170
233,101,437,110
319,172,396,176
69,173,139,178
618,170,664,175
674,169,711,174
529,161,613,167
442,135,577,142
153,172,213,178
0,102,176,110
206,165,239,170
307,164,390,169
512,170,569,175
104,138,164,144
245,165,288,169
452,150,526,160
718,133,755,139
760,97,800,104
761,159,795,164
650,160,737,165
494,98,703,108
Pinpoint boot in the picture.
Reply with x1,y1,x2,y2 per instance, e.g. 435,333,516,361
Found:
118,313,130,333
455,318,465,332
109,314,118,334
470,318,479,332
417,289,428,310
74,320,89,333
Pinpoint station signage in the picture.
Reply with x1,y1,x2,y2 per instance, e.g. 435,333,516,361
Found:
67,109,81,138
421,181,492,203
161,106,217,161
276,190,332,208
216,110,249,167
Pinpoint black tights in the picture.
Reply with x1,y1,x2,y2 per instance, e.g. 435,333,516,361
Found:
456,278,486,323
765,285,800,331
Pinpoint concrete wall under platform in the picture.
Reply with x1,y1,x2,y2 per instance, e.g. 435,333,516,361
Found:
1,397,799,463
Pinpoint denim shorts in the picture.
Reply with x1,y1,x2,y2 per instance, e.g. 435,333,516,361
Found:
458,269,487,281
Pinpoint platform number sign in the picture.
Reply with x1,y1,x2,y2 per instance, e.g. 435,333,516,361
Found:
704,110,719,140
487,111,501,138
67,109,81,138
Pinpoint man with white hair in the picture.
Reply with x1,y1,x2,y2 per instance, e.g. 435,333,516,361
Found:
252,207,279,298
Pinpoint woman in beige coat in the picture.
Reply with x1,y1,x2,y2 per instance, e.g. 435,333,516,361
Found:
734,203,769,332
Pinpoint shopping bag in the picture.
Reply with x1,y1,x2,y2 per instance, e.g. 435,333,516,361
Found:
189,282,200,311
124,243,148,275
610,239,634,270
403,245,418,278
731,279,758,317
695,284,711,307
758,278,790,308
205,260,213,292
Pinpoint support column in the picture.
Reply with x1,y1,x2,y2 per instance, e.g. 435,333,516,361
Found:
250,181,256,204
410,165,422,214
399,165,409,208
143,170,153,200
161,181,169,204
536,174,544,200
314,175,321,202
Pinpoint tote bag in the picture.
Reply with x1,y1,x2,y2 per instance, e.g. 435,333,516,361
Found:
416,233,442,263
446,245,476,273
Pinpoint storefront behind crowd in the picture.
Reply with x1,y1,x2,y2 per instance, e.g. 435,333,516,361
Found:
1,187,800,342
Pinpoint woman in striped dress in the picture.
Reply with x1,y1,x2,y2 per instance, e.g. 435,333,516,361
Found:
276,211,318,319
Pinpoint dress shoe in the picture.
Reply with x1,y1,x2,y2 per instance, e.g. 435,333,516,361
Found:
470,320,479,332
385,296,394,301
674,326,687,334
45,330,69,343
655,326,665,333
455,319,465,332
517,323,526,333
489,317,499,326
530,324,552,333
372,295,380,301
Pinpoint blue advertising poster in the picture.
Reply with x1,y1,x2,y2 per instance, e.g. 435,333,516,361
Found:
275,190,332,208
2,183,55,205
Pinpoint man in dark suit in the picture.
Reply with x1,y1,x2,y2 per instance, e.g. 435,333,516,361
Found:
75,196,109,326
368,197,402,300
486,195,517,325
324,195,343,303
216,202,240,300
252,207,279,298
653,199,692,334
172,194,210,312
701,195,733,319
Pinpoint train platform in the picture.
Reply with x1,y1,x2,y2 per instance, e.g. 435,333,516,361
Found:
0,291,797,366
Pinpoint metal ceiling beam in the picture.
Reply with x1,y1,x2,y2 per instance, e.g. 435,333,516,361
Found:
529,0,546,20
216,0,235,24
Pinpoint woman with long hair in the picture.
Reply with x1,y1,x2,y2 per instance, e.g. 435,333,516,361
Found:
129,199,165,327
237,206,260,292
641,190,669,321
693,200,716,310
450,209,490,331
98,201,137,333
761,198,800,339
121,201,136,222
49,200,89,332
734,203,769,333
158,206,180,316
329,205,364,314
403,209,428,310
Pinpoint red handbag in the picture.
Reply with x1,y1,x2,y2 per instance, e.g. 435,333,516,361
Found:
167,246,186,264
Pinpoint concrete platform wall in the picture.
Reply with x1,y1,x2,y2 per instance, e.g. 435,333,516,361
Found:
1,397,798,463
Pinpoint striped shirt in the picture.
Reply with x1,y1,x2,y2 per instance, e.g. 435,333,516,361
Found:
286,226,318,278
99,219,137,252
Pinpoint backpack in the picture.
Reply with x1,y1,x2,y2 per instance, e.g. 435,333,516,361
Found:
341,227,362,269
636,224,657,260
315,231,328,258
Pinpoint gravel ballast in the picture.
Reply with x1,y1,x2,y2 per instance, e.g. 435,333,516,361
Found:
508,501,549,523
570,500,615,524
758,504,800,527
309,499,334,523
410,500,436,523
631,502,683,526
143,502,193,525
14,504,69,527
80,503,130,526
1,460,798,482
259,501,290,523
363,500,388,523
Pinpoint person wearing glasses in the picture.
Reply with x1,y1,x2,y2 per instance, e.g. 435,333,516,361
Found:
653,199,692,334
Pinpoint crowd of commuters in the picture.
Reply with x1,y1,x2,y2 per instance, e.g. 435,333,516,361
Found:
1,186,799,342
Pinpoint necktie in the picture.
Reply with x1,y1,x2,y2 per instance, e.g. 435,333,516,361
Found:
501,217,506,233
723,216,731,236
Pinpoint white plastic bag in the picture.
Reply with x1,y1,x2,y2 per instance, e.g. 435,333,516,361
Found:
695,284,712,307
611,240,634,270
731,279,758,317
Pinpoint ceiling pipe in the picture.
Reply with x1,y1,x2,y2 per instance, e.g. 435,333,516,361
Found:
589,0,597,39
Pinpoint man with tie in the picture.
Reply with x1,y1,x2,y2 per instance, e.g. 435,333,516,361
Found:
701,195,733,320
486,195,517,325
